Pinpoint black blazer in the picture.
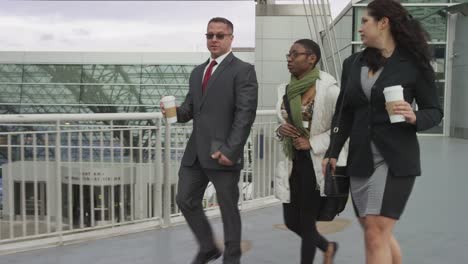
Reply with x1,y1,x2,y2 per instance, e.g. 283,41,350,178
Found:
176,53,258,171
327,48,443,178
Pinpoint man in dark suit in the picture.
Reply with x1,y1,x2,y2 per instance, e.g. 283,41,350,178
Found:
163,17,258,264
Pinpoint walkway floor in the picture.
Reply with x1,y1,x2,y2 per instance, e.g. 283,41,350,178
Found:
1,137,466,264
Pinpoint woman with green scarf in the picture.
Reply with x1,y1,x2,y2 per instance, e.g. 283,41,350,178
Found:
274,39,348,263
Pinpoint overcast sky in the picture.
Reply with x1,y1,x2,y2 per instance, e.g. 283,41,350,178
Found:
0,0,351,52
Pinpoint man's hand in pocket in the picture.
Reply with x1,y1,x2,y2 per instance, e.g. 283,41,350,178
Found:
211,151,234,166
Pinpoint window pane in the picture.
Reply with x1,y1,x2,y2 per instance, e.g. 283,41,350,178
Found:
0,83,21,102
432,44,446,81
407,7,448,42
0,64,23,82
353,8,366,42
353,6,448,42
23,65,82,83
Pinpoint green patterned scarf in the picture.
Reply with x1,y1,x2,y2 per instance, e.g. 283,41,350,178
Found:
283,67,320,159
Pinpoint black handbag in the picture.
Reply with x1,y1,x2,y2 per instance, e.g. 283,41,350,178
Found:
318,55,361,221
324,165,349,197
318,166,349,221
317,194,348,221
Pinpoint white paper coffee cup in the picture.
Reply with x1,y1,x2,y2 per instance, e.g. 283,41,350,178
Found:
383,85,405,123
160,96,177,124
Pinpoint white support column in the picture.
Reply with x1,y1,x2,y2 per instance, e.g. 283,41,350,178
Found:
444,13,457,136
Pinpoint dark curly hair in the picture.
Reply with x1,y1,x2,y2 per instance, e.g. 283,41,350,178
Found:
363,0,434,80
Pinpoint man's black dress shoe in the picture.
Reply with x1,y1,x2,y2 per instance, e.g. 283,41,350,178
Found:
191,248,222,264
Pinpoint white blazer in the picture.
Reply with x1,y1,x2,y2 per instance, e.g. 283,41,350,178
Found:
274,71,349,202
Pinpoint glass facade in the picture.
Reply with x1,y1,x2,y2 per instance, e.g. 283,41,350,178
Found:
0,64,194,114
353,6,448,42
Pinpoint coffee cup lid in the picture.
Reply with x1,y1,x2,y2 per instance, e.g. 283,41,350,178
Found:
161,95,175,102
383,85,403,93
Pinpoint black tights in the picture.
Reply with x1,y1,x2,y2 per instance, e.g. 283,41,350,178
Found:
283,150,329,264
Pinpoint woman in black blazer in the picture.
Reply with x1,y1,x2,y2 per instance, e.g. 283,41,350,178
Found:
322,0,443,263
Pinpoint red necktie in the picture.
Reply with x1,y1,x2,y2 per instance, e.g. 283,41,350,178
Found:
202,60,217,93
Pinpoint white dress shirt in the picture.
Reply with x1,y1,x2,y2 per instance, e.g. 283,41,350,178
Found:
202,50,232,83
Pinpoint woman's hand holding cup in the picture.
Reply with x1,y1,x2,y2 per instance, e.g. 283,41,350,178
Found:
392,101,417,125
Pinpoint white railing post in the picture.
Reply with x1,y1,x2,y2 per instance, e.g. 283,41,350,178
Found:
110,121,115,226
55,120,63,244
33,134,39,235
20,134,26,237
7,134,14,239
162,122,171,227
45,134,51,234
78,132,84,229
119,130,125,224
155,118,163,220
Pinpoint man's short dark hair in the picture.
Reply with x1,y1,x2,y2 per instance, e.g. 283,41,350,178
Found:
208,17,234,34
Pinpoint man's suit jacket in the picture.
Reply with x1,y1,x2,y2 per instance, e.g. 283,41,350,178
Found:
327,48,443,178
177,52,258,171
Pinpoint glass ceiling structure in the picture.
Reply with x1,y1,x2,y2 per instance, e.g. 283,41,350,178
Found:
0,64,194,115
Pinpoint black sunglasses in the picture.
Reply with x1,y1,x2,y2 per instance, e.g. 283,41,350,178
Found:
205,33,232,40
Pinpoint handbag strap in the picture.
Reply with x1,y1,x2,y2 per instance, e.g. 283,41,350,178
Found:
282,85,293,122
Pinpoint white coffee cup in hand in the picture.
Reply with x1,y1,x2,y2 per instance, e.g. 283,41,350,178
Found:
383,85,405,123
160,96,177,124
